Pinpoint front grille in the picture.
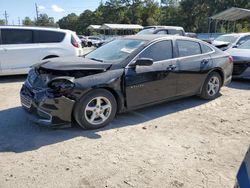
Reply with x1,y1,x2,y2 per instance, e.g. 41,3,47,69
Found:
21,95,32,109
233,63,248,75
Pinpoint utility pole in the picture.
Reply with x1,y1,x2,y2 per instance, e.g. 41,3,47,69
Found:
35,3,39,20
4,10,8,25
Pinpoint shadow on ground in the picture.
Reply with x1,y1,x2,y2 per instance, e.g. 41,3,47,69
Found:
0,96,209,153
0,79,249,153
227,79,250,90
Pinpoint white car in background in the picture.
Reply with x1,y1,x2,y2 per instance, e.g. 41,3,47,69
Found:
83,36,104,47
0,26,83,76
212,33,250,51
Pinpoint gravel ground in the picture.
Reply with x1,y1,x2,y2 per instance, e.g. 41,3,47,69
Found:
0,73,249,187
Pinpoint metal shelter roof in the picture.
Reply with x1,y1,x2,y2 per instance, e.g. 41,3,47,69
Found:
87,25,101,30
210,7,250,21
99,24,143,30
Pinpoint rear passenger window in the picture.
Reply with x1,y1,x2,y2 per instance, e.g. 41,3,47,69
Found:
1,29,33,44
168,29,183,36
156,30,168,34
139,40,173,61
34,30,65,43
177,40,201,57
202,44,213,53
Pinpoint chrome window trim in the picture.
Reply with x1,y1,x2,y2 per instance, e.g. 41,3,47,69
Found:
126,39,215,68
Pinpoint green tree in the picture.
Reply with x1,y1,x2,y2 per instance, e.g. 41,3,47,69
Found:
35,14,58,27
57,13,79,31
0,19,5,25
23,17,35,26
57,0,250,34
77,10,95,34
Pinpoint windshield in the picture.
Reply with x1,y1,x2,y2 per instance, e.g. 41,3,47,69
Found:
238,39,250,49
85,39,145,62
215,35,239,43
137,28,155,35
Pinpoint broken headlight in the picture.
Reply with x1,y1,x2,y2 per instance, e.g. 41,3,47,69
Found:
27,68,37,86
47,77,75,96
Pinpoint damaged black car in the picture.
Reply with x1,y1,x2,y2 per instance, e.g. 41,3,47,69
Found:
20,35,233,129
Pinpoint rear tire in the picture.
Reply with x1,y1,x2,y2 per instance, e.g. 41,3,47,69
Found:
74,89,117,130
87,42,92,47
200,72,222,100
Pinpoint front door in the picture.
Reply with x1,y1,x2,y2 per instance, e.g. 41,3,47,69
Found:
125,40,177,108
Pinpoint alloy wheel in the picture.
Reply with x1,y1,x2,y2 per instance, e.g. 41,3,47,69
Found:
84,96,112,125
207,76,220,96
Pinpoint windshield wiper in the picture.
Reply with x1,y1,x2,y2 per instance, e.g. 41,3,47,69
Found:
90,57,103,62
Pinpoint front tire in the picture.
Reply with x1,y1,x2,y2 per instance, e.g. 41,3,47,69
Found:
74,89,117,129
200,72,222,100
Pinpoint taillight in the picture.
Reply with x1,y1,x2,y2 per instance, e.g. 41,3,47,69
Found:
229,56,234,63
71,35,79,48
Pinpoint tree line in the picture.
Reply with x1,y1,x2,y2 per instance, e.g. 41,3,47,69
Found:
21,0,250,34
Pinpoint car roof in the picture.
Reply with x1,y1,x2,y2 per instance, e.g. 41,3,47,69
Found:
124,34,200,42
0,25,73,33
219,33,250,37
143,25,184,30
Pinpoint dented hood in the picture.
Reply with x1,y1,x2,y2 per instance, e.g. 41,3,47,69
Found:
39,57,112,71
212,40,230,47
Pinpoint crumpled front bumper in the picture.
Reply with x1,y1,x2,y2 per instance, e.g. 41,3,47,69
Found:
20,83,75,127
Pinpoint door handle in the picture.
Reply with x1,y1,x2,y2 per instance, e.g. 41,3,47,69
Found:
166,64,176,71
201,59,209,65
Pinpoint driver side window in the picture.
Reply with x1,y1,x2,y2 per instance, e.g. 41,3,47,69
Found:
139,40,173,62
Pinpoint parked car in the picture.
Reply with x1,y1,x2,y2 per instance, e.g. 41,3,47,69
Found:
137,26,185,36
234,146,250,188
212,33,250,51
185,32,197,38
77,35,87,46
227,40,250,79
20,35,233,129
0,26,83,76
82,36,104,47
227,39,250,79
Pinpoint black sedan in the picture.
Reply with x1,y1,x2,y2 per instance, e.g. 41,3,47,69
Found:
20,35,233,129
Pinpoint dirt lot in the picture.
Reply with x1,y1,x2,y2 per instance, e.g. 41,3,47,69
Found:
0,75,249,188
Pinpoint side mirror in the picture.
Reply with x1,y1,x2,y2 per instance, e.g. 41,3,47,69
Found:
232,44,239,48
131,58,153,67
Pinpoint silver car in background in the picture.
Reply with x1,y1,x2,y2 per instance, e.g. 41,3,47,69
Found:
227,39,250,79
212,33,250,51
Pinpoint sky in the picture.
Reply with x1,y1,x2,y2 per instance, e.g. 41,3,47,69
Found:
0,0,105,25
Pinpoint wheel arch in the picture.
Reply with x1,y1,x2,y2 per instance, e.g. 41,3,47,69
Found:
72,87,124,118
199,68,224,94
99,87,125,113
210,68,225,85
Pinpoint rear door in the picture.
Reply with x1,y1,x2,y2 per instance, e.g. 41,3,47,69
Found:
175,39,213,95
125,40,177,108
